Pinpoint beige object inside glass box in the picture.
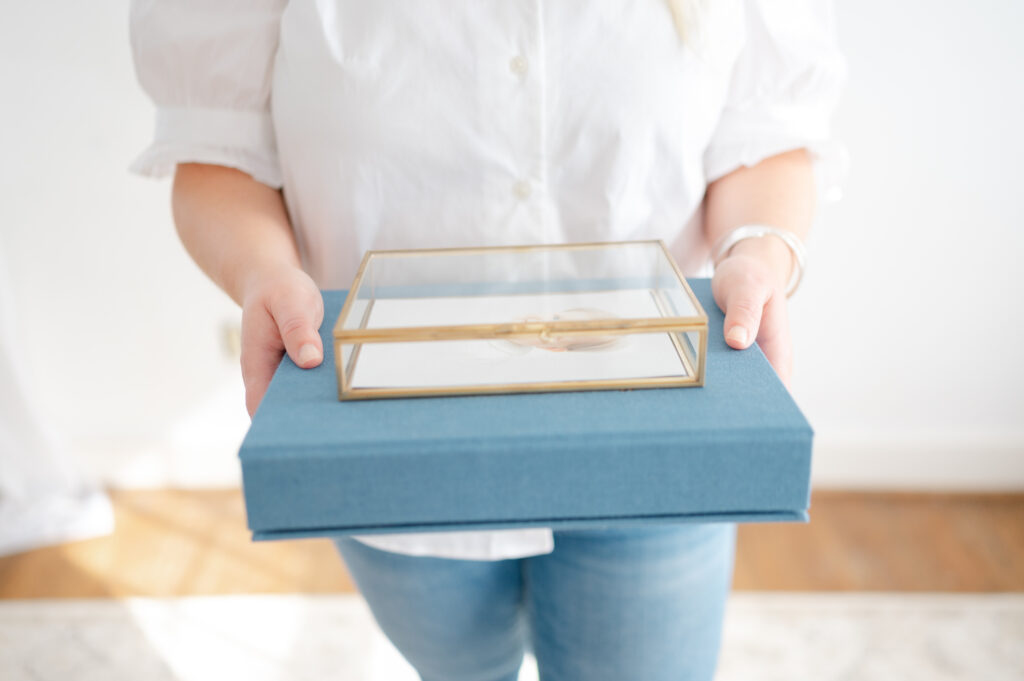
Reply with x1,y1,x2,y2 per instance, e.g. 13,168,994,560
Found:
333,241,708,400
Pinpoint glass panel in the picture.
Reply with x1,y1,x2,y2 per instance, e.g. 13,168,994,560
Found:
355,289,666,331
341,242,701,331
343,329,691,391
340,298,372,332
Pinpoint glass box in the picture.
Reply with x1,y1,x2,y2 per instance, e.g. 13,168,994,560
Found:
333,241,707,400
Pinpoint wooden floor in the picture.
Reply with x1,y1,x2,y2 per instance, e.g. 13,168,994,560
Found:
1,490,1021,598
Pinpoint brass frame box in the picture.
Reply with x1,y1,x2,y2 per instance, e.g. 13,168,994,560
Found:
333,240,708,400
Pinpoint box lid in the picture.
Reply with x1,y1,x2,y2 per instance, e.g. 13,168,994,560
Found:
240,279,813,540
334,241,707,338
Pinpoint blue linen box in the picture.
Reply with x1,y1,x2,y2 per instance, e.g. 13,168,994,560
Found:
240,279,813,540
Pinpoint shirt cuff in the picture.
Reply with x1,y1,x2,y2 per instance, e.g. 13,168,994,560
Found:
129,107,283,189
704,104,848,202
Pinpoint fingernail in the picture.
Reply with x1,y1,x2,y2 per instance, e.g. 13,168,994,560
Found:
726,326,748,346
298,343,321,365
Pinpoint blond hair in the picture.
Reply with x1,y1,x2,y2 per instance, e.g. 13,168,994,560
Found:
666,0,705,43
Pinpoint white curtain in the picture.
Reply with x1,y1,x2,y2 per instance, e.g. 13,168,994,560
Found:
0,247,113,557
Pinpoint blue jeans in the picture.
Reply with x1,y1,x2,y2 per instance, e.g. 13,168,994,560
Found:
335,523,736,681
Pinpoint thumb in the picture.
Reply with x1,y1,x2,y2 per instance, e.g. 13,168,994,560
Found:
722,282,771,350
268,288,325,369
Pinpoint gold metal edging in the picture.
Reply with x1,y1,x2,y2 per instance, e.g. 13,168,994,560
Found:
356,239,664,259
657,240,708,322
336,317,706,344
332,249,375,337
341,297,375,392
340,374,700,400
654,241,708,387
696,327,707,387
649,289,696,381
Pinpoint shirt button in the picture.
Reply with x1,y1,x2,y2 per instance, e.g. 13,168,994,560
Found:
509,55,529,77
513,179,532,200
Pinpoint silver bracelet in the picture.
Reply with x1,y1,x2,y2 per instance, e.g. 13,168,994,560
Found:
710,225,807,298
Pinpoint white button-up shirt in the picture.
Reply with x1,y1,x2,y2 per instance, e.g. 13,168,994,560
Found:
131,0,844,561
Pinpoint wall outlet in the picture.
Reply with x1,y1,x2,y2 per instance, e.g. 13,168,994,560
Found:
221,321,241,359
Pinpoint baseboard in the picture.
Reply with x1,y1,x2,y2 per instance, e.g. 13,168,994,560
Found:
811,433,1024,491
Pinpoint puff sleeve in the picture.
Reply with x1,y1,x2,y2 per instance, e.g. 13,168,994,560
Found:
704,0,847,198
128,0,287,188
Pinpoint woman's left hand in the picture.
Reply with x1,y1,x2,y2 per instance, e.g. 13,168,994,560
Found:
710,241,793,385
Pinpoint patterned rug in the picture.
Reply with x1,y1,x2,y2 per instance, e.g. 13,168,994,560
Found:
1,593,1021,680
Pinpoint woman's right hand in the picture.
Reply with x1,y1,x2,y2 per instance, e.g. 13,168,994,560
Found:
171,163,322,417
240,266,324,416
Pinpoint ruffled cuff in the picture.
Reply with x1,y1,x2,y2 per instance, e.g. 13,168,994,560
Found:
129,107,283,189
704,104,848,202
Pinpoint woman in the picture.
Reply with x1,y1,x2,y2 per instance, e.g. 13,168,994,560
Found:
131,1,844,679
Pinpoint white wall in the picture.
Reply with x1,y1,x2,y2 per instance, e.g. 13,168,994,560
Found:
793,1,1024,487
0,3,248,487
1,1,1021,489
